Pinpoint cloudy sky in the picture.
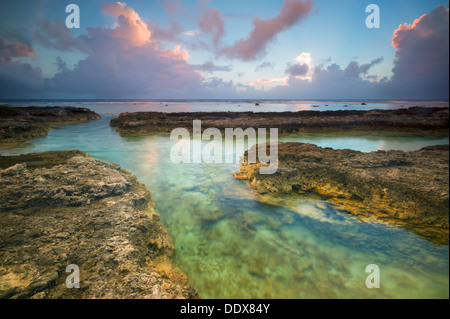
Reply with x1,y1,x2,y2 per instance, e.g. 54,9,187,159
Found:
0,0,448,99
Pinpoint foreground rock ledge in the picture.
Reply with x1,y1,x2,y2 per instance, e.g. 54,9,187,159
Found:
0,151,198,299
110,107,449,135
0,106,101,143
234,143,449,244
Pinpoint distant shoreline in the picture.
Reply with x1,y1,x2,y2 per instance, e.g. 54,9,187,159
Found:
110,106,450,136
2,100,449,117
1,99,449,105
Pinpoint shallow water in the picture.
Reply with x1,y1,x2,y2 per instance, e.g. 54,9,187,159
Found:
0,115,448,299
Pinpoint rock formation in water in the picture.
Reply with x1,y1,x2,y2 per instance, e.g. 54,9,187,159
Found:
110,107,449,135
0,106,101,143
234,143,449,244
0,151,198,299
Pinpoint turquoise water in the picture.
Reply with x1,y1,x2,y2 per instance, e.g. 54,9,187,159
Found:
0,115,448,299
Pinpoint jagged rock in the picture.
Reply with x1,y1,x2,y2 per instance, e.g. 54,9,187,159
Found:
234,143,449,244
0,106,101,143
0,151,198,299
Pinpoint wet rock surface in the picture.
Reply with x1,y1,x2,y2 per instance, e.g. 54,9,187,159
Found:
110,107,449,135
0,106,101,143
234,143,450,244
0,151,198,299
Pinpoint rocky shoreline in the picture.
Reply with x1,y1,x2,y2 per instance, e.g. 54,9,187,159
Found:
0,106,101,143
234,143,450,244
110,107,449,135
0,151,198,299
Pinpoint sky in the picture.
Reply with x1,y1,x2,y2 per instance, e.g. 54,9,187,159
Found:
0,0,448,100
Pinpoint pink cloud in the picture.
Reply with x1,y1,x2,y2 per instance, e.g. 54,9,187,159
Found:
0,39,35,65
0,2,200,98
392,6,449,49
162,0,182,14
220,0,313,61
102,2,152,47
161,44,190,61
39,2,202,98
390,5,449,98
148,21,185,43
198,8,225,47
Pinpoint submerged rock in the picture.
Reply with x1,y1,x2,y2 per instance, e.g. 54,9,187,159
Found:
0,151,198,299
0,106,101,143
234,143,450,244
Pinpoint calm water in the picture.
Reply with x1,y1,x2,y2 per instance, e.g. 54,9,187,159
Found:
0,106,448,299
3,99,449,115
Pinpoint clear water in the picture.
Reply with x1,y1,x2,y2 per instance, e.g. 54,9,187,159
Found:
0,114,448,299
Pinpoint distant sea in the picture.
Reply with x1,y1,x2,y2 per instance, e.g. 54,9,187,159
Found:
1,99,448,115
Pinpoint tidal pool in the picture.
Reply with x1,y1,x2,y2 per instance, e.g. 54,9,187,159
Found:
0,116,448,299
